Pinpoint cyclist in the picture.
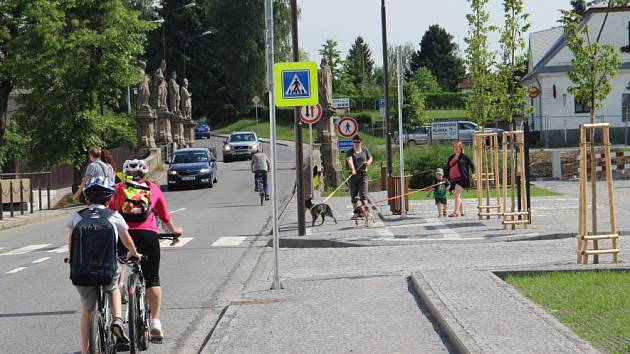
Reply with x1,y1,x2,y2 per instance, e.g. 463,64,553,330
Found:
67,176,141,354
251,147,271,200
109,159,182,342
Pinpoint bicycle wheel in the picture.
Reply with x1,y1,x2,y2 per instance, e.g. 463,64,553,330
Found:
128,283,139,354
139,291,150,350
89,310,104,354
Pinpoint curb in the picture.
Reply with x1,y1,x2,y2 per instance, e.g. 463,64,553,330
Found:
410,273,479,354
0,208,74,232
199,303,239,353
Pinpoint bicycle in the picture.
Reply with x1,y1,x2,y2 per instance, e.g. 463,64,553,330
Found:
256,174,265,206
122,233,179,353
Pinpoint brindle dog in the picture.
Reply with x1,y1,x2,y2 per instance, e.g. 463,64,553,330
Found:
305,198,338,226
351,200,376,227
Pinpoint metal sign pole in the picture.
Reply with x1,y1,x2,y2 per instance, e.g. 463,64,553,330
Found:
396,48,406,218
265,0,281,290
309,123,314,198
255,102,259,132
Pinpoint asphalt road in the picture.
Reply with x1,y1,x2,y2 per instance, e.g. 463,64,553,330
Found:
0,138,297,354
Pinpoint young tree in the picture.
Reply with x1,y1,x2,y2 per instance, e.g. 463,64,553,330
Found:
571,0,587,15
345,37,376,109
496,0,530,125
561,0,623,233
318,39,343,88
465,0,498,126
411,67,441,94
409,25,466,91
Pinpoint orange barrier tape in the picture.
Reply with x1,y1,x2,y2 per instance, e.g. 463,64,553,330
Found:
371,181,446,205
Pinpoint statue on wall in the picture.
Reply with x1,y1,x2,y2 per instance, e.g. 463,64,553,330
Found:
180,78,192,120
318,57,333,109
169,71,180,112
154,59,168,110
137,61,151,110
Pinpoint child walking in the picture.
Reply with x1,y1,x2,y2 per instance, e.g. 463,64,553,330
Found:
427,168,450,217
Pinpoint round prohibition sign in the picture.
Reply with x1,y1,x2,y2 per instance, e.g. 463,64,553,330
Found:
337,116,358,138
299,104,323,124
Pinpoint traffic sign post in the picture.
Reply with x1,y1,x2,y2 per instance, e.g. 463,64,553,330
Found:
252,96,260,131
300,104,323,199
337,116,359,139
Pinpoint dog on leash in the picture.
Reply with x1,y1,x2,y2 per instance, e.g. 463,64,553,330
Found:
305,198,337,226
352,200,376,227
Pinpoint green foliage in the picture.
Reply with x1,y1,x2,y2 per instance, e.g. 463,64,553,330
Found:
354,113,373,125
410,67,441,94
319,39,343,88
409,24,466,91
570,0,587,15
425,93,468,109
496,0,531,123
560,5,622,122
0,120,28,167
343,36,378,110
465,0,498,125
393,81,427,130
406,144,454,189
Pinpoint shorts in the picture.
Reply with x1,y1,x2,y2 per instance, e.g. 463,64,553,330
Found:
449,178,470,191
349,173,368,203
75,265,121,311
435,198,447,205
128,229,161,288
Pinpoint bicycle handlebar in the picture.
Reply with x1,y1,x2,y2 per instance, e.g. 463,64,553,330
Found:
158,233,181,246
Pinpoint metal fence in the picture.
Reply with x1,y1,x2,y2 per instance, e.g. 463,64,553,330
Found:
0,172,52,220
529,115,630,148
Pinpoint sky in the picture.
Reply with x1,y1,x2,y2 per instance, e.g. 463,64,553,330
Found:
298,0,575,66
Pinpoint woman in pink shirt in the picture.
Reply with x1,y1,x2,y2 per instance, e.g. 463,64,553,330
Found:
443,141,474,217
110,159,182,342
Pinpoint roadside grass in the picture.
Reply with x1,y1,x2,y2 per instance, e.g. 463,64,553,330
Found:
505,270,630,354
425,109,469,120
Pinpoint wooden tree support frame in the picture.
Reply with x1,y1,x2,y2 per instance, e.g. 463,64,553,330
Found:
502,131,529,229
577,123,619,264
473,132,502,219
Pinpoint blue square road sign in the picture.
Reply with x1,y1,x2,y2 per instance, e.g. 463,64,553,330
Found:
282,70,311,100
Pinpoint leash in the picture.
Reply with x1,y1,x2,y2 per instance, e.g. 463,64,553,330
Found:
371,181,446,205
309,163,368,211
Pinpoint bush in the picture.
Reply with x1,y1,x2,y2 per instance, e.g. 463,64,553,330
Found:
353,112,373,125
425,93,468,110
406,143,454,189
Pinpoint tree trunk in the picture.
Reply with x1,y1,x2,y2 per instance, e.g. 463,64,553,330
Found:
0,81,14,150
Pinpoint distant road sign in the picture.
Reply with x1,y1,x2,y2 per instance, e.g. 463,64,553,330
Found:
299,104,323,125
431,121,459,141
528,87,540,99
337,116,358,138
252,96,260,105
332,98,350,109
337,139,353,152
379,96,386,119
274,62,319,107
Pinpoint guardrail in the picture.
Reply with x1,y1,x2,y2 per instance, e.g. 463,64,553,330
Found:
0,172,52,220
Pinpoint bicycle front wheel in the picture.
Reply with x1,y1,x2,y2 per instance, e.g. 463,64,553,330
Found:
89,310,104,354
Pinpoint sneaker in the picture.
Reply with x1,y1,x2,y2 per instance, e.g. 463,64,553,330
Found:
111,317,130,344
150,319,164,342
254,187,259,192
264,194,270,201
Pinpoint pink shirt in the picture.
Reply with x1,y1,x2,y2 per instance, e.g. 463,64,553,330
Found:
449,157,462,180
110,181,171,232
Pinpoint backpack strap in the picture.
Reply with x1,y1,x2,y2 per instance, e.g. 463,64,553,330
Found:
78,206,114,219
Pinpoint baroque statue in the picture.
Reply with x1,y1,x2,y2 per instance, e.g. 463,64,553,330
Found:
318,57,333,109
154,59,168,110
169,71,180,112
137,61,151,110
180,78,192,120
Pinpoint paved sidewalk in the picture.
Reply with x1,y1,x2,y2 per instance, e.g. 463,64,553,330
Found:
205,180,629,353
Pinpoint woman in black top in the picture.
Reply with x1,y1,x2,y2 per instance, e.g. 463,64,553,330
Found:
443,140,474,217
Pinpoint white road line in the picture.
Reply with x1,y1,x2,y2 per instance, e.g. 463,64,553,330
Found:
424,218,461,239
47,246,68,254
1,244,52,256
160,237,194,248
0,247,4,251
169,208,187,214
306,228,312,236
32,257,51,264
6,267,27,274
211,236,247,247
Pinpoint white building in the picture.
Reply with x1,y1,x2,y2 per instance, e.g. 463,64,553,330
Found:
522,6,630,147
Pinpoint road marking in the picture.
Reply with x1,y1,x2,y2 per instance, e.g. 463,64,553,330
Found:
306,228,312,236
0,244,52,256
32,257,51,264
6,267,27,274
47,246,68,254
424,218,461,239
160,237,194,248
211,236,247,247
169,208,187,214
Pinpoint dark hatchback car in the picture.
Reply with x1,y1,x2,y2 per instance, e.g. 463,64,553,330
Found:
194,121,211,139
167,148,218,190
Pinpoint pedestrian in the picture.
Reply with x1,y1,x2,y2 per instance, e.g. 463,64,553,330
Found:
426,168,450,218
345,134,373,211
73,147,109,203
443,140,474,217
101,149,119,183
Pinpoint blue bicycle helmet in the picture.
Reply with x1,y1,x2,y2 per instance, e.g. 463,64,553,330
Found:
83,176,115,203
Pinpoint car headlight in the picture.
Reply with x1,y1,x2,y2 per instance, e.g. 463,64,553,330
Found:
199,168,210,174
224,145,232,151
168,170,177,176
250,144,258,150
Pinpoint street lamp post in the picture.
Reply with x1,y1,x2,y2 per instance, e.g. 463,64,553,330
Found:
183,31,212,79
158,2,197,61
381,0,393,201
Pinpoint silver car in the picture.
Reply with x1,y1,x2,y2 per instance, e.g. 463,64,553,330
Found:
457,121,503,143
222,131,261,162
396,126,429,145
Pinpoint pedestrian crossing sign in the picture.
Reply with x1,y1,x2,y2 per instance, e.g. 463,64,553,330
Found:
274,61,319,107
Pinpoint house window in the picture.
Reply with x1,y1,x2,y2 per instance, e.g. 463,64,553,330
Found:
575,98,589,114
623,94,630,122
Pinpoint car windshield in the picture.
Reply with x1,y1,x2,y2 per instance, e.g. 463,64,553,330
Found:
196,123,208,129
229,134,256,142
172,152,208,164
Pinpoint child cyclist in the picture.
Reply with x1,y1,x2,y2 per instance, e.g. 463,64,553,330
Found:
110,159,183,342
427,168,450,217
66,176,141,354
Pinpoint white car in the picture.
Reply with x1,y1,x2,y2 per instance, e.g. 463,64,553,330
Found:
395,126,430,145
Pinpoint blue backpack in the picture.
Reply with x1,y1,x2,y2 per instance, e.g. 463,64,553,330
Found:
69,207,118,286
